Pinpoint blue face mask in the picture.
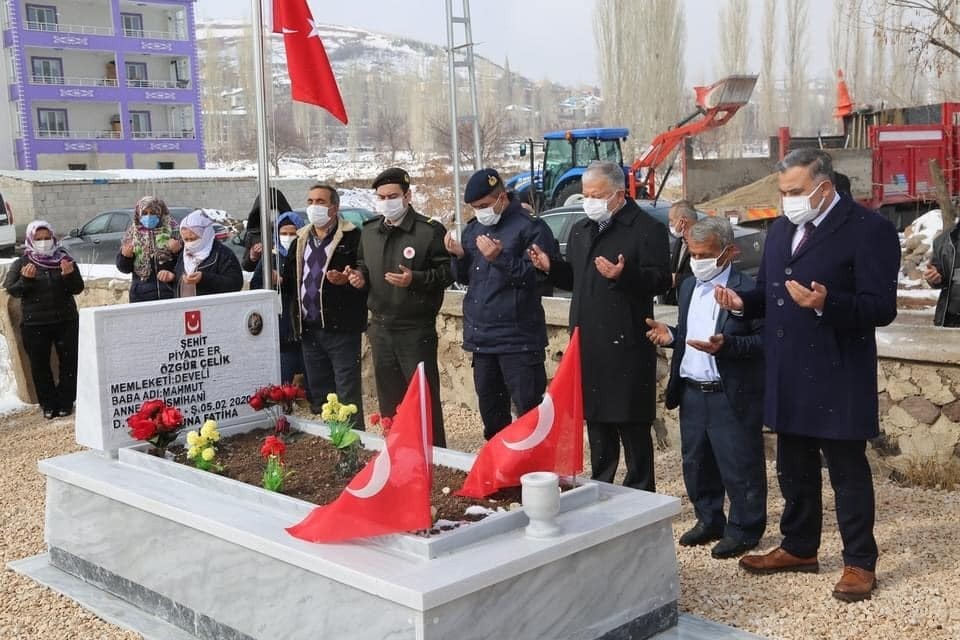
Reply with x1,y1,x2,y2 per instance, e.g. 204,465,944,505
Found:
140,214,160,229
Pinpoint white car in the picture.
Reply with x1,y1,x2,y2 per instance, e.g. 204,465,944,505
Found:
0,193,14,256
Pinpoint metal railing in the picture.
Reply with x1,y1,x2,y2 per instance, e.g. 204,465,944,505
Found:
34,130,121,139
29,75,118,87
122,27,188,41
24,21,114,36
126,79,190,89
131,130,196,139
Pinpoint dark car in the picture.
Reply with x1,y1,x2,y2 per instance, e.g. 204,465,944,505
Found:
61,208,237,264
539,201,765,276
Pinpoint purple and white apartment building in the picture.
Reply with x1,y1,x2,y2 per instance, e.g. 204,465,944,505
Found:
0,0,204,170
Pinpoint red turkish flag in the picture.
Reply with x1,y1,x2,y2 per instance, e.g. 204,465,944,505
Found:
458,329,583,499
272,0,348,124
286,364,433,542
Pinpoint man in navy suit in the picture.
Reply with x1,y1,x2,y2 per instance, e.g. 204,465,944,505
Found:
715,149,900,602
646,217,766,559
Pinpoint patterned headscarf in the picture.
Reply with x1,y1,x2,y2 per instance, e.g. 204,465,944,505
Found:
179,210,217,274
24,220,70,269
124,196,177,279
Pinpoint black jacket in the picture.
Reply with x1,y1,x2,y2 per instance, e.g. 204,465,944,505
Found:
547,198,671,423
930,223,959,326
3,257,84,326
116,249,179,303
663,269,764,428
281,219,367,334
252,252,298,347
174,242,244,296
356,207,452,330
451,197,557,353
662,238,692,305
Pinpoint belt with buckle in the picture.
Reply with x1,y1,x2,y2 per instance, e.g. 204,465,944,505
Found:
684,379,723,392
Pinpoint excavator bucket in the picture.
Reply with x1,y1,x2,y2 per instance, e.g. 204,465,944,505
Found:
693,75,758,110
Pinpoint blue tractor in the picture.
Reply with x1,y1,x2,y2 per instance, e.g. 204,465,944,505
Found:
506,128,629,211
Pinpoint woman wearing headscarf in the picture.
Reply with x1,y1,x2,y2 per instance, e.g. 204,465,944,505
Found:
242,187,293,272
116,196,181,302
174,210,243,296
2,221,84,419
251,210,305,382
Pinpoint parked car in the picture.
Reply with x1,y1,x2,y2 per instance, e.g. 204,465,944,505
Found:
61,208,237,264
538,201,766,276
0,192,15,257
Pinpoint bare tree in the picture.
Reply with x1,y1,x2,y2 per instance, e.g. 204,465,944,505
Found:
784,0,809,132
594,0,686,158
758,0,779,138
716,0,750,156
270,118,308,174
429,109,510,165
377,112,408,162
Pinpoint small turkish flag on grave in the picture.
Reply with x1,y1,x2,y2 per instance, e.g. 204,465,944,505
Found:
458,329,584,499
184,310,201,335
286,363,433,542
272,0,348,124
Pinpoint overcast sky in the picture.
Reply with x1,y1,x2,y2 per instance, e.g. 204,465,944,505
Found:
195,0,835,86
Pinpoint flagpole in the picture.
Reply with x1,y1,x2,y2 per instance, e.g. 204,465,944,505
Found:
251,0,274,288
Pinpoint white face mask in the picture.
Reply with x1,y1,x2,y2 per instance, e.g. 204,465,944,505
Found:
782,181,827,226
473,193,503,226
33,239,55,255
278,235,296,251
306,204,330,228
375,197,407,222
185,238,204,253
583,194,615,223
690,256,725,282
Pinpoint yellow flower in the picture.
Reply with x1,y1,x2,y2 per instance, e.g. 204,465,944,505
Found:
186,431,200,446
326,393,339,403
345,404,358,415
202,419,218,433
337,407,351,422
201,447,215,461
187,446,199,459
321,408,334,421
200,422,219,440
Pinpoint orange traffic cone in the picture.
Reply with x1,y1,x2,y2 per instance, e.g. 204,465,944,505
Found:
834,69,853,118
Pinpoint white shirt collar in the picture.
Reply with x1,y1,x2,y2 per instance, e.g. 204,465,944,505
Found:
810,192,841,228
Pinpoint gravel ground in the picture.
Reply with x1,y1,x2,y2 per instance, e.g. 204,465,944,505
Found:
2,405,959,640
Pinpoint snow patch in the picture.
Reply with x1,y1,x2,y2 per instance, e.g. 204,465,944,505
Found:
0,334,27,415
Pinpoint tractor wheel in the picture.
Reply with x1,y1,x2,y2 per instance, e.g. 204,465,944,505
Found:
556,180,584,207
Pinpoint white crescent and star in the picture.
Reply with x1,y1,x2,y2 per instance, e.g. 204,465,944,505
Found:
307,18,321,39
345,448,391,499
185,314,200,333
281,27,298,34
502,393,554,451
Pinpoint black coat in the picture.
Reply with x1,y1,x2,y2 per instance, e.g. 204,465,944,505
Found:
548,199,672,423
929,223,959,326
739,196,900,440
173,242,244,296
664,269,764,429
116,249,179,303
451,198,557,353
662,238,692,305
3,257,84,326
252,252,298,347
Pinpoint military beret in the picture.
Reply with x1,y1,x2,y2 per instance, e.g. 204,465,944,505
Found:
464,168,502,203
372,167,411,191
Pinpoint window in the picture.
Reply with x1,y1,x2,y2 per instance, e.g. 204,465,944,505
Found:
80,212,114,236
573,138,598,167
37,108,68,137
157,162,174,170
121,13,143,37
25,4,57,30
67,163,87,170
598,140,623,164
30,57,63,84
107,213,132,233
130,110,152,138
125,62,148,87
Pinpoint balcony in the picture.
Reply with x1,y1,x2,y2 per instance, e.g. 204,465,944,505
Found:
34,129,121,139
122,28,187,42
131,130,196,140
30,75,118,87
127,79,190,90
24,21,113,36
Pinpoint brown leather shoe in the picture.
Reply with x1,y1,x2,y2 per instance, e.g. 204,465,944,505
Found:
832,566,877,602
739,547,819,575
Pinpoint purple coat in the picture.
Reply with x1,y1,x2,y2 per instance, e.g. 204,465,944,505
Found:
740,196,900,440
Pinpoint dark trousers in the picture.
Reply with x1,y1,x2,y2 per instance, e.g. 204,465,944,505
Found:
279,344,304,385
472,351,546,440
588,419,655,492
300,326,364,429
679,383,767,542
776,432,878,571
21,319,79,412
368,323,446,448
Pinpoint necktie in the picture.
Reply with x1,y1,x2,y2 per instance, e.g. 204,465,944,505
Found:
597,219,611,234
794,222,816,255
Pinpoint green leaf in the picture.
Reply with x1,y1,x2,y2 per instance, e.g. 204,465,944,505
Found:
336,430,360,449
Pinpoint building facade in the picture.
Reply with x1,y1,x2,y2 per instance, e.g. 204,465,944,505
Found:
0,0,204,170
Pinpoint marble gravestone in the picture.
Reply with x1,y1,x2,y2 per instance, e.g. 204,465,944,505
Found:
75,290,281,451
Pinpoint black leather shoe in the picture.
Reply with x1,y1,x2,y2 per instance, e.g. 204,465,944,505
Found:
711,537,759,559
57,407,73,418
678,522,724,547
42,407,55,420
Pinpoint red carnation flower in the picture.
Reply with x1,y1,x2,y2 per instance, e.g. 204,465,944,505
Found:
128,415,157,441
381,416,393,432
158,407,183,431
275,415,290,435
268,386,285,403
281,384,302,402
140,399,165,418
368,412,380,426
249,395,265,411
260,435,286,459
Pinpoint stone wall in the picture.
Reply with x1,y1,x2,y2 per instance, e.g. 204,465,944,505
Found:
2,265,959,481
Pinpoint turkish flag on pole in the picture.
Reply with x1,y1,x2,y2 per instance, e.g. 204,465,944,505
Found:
286,363,433,542
458,329,584,499
272,0,348,124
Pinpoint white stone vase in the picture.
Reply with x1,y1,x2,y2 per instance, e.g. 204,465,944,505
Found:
521,471,561,538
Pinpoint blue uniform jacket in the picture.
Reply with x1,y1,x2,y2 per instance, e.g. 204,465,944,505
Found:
740,196,900,440
452,198,557,353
